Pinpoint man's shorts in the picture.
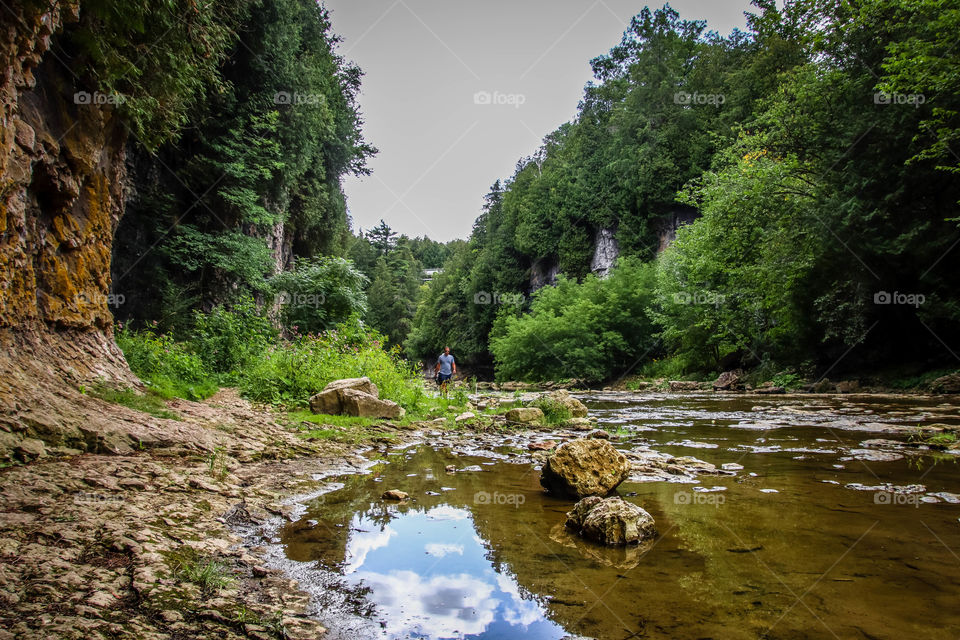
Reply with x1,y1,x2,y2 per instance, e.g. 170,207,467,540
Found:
436,372,452,385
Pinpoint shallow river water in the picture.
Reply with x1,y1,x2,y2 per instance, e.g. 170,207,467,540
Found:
274,392,960,639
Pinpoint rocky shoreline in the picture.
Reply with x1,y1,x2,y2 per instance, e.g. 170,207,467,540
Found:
1,385,957,639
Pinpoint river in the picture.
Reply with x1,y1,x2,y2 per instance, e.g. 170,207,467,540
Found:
272,392,960,639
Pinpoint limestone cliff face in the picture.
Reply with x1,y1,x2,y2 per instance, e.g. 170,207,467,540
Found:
0,1,141,460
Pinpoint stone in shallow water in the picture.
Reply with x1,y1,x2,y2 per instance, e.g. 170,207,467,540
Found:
381,490,409,501
540,439,631,498
565,496,657,546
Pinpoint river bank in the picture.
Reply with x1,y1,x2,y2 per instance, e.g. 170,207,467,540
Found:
1,387,957,639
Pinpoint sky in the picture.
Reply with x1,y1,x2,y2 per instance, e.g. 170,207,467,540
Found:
325,0,761,242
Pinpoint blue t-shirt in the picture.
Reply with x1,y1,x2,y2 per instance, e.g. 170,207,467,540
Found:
437,353,455,375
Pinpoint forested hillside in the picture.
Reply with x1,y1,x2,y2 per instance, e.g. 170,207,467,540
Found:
406,0,960,384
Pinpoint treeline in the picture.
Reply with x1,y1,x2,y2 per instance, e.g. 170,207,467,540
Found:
406,0,960,383
102,1,461,353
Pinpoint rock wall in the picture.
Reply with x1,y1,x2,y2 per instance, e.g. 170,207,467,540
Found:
590,227,619,277
654,205,699,253
0,1,140,460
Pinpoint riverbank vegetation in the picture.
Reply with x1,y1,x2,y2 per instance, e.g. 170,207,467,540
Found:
103,0,959,392
404,0,960,384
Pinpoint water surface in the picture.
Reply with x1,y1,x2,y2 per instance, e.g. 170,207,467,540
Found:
278,392,960,639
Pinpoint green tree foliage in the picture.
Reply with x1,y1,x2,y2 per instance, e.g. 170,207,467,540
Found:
490,260,658,383
270,256,368,335
366,243,423,347
413,0,960,381
112,0,374,324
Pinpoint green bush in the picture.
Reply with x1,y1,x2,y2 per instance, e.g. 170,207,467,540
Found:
530,397,571,424
191,298,276,377
238,316,424,409
490,259,659,383
115,324,218,400
270,256,368,335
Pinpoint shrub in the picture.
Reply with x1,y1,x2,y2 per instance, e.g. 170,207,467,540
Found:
490,259,659,383
115,324,218,400
269,256,368,334
191,297,276,377
238,316,424,409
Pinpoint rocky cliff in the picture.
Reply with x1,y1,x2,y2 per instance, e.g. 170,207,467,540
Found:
0,1,141,460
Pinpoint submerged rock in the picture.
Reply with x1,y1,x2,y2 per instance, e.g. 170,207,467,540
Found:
540,439,631,498
565,496,657,546
381,489,409,501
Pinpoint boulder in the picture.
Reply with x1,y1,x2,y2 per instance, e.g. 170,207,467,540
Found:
340,389,404,419
566,496,657,546
564,417,593,430
528,440,557,451
713,369,744,391
540,438,631,498
835,380,860,394
544,390,588,418
586,429,610,439
669,380,699,391
323,377,379,397
308,388,341,415
930,373,960,394
756,383,785,394
454,412,476,423
565,496,603,529
381,489,409,501
505,407,544,425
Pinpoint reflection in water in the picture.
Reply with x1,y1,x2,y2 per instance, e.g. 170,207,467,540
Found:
341,507,564,639
279,393,960,639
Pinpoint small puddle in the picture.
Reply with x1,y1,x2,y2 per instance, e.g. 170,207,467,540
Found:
271,393,960,639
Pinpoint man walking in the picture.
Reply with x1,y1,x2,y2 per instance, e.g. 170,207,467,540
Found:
434,346,456,396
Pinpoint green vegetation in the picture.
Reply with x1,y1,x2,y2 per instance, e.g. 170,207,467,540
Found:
407,0,960,385
530,397,572,425
87,384,181,420
173,553,234,595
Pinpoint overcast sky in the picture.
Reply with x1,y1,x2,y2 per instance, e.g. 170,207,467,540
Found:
325,0,761,242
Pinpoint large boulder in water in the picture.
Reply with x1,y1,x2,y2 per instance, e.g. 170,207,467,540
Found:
566,496,657,546
505,407,544,425
540,438,631,498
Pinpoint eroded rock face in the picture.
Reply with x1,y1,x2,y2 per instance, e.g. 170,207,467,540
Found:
540,438,631,498
930,373,960,394
0,2,140,459
566,496,657,546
